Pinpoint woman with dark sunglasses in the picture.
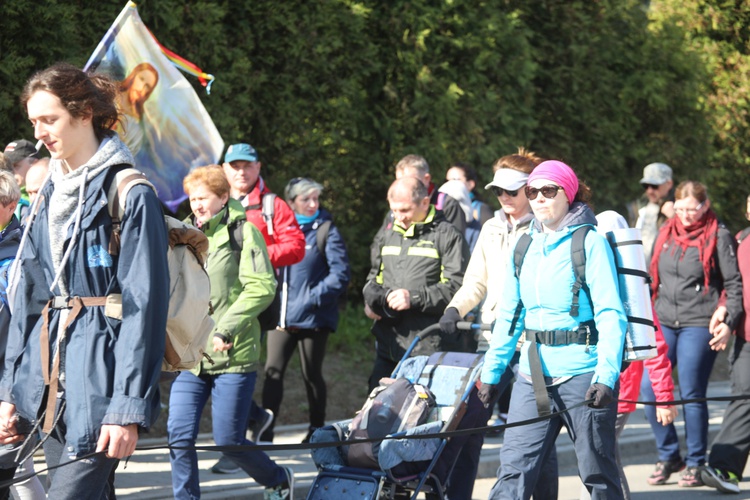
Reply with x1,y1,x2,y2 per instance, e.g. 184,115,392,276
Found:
479,160,628,499
639,180,742,488
438,148,559,500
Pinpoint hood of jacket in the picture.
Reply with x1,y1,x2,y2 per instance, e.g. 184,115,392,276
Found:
47,135,134,295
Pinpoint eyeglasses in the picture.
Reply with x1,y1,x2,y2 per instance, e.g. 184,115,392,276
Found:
524,184,562,201
490,186,520,197
642,183,661,191
674,202,704,215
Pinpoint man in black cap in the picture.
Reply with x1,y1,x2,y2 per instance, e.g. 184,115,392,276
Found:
3,140,40,219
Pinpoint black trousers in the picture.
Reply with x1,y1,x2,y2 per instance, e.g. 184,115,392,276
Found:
708,337,750,477
262,328,330,435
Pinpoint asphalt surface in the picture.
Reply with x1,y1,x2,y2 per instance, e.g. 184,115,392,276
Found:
24,380,748,499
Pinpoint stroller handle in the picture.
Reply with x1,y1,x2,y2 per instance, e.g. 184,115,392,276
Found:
456,321,493,331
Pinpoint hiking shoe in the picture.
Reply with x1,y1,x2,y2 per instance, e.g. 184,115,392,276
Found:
248,407,275,443
264,466,294,500
647,458,686,485
210,455,241,474
678,466,704,487
701,465,740,494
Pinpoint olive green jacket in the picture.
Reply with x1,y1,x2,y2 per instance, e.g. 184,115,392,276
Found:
191,198,276,375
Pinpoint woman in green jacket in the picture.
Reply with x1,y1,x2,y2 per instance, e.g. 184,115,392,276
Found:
167,165,294,500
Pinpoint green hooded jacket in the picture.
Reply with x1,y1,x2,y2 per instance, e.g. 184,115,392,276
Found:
191,198,276,375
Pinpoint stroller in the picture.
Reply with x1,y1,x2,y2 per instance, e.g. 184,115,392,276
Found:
306,323,485,499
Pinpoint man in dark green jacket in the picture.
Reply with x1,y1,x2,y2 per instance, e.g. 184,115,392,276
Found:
363,176,469,390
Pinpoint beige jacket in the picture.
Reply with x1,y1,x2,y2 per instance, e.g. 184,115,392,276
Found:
447,210,533,351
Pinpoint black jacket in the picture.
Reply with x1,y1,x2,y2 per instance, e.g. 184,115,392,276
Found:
363,207,468,361
654,223,743,330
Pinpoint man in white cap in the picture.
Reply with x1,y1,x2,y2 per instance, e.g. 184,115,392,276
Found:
626,162,675,262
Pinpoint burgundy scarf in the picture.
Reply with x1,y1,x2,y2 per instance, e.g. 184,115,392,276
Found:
649,209,719,299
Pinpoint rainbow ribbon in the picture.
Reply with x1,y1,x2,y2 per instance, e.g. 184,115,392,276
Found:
147,27,215,94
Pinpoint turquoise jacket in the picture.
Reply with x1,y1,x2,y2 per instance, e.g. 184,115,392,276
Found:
481,203,627,389
191,198,276,375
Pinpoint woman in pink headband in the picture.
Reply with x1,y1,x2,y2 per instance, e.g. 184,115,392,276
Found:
479,159,628,499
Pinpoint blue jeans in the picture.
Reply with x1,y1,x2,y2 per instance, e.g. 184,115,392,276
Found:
168,371,286,499
489,373,621,500
640,325,717,467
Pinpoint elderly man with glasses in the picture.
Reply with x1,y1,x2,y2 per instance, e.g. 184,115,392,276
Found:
626,162,675,262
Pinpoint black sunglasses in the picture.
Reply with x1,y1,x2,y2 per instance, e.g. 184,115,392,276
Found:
490,186,520,197
525,184,562,200
642,183,660,190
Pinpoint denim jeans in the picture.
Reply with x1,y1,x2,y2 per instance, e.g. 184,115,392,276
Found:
489,373,621,500
168,371,286,499
640,325,717,467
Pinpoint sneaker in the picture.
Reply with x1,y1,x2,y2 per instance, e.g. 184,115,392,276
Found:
264,466,294,500
210,455,241,474
248,408,275,443
701,465,741,494
678,466,704,487
647,458,686,485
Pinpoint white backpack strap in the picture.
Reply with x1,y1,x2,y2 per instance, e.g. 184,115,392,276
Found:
106,167,155,255
262,193,276,236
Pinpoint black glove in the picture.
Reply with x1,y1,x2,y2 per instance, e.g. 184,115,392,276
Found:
585,383,615,408
477,383,499,408
363,282,395,318
439,307,462,336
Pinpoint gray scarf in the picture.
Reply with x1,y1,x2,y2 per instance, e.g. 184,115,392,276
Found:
48,136,134,296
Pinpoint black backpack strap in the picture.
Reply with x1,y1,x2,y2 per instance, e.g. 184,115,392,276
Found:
569,226,593,317
508,234,532,336
513,233,532,279
228,219,244,264
316,220,332,260
738,226,750,244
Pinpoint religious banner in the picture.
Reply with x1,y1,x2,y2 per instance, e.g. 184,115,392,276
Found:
84,1,224,211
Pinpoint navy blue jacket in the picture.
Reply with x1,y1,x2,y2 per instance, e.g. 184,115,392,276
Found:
0,216,21,371
278,209,350,332
0,165,169,456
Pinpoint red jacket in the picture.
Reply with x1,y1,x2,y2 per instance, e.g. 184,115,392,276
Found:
736,229,750,342
617,308,674,414
240,177,305,269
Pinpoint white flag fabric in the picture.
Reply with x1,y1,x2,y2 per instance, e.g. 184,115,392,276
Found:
84,1,224,211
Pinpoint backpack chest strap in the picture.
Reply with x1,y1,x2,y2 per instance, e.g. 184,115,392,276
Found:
524,320,598,347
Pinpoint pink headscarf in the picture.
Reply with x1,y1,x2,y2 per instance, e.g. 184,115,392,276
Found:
527,160,579,205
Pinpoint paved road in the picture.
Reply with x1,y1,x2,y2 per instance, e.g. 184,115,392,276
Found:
26,381,748,498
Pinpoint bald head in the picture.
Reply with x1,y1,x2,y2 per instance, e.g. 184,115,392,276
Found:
388,177,430,229
25,157,49,202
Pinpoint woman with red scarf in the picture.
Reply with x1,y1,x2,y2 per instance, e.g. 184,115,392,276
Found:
641,180,743,488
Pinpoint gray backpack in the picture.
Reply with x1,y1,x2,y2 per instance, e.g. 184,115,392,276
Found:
345,378,436,469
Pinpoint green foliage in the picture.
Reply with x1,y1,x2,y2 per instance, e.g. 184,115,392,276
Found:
649,0,750,233
328,302,373,356
509,0,712,214
1,0,747,300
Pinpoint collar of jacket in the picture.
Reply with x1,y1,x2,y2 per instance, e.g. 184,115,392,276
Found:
531,201,596,234
240,176,271,207
198,198,246,235
392,205,437,237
